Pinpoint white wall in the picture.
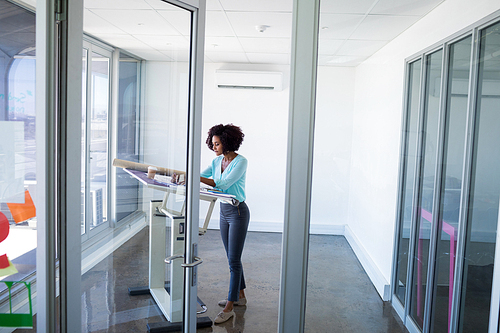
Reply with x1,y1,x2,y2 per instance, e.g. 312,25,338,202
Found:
142,61,355,233
202,64,355,233
201,63,290,231
311,67,355,233
348,0,500,294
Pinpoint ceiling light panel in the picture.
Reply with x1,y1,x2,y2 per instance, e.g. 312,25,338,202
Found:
350,14,421,40
319,14,365,39
91,9,181,36
225,12,292,38
218,0,292,12
370,0,444,16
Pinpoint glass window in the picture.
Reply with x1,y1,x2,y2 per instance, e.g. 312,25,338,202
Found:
394,59,422,305
459,21,500,333
81,44,111,239
89,51,110,230
430,36,472,333
409,49,443,330
115,53,140,222
0,0,36,329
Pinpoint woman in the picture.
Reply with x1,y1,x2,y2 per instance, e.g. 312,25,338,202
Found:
201,124,250,324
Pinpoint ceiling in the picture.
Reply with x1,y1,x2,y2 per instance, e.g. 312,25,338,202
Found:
22,0,448,66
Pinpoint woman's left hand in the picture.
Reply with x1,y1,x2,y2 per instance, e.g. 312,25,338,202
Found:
171,173,185,185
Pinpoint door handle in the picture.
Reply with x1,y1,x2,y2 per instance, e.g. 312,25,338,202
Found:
181,256,203,268
165,255,203,267
197,296,208,314
165,254,184,264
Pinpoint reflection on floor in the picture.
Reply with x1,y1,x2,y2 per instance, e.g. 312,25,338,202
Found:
14,227,408,332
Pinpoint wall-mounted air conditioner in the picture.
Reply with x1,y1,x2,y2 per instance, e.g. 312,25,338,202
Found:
215,70,283,91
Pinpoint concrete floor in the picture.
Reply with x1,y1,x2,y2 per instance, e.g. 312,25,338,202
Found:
76,227,408,333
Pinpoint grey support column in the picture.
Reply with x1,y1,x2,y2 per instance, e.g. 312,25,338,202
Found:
278,0,320,332
58,0,84,331
36,0,83,331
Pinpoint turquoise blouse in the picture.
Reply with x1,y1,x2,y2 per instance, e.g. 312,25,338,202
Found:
201,154,247,203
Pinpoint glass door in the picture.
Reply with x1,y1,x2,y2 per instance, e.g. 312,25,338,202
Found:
78,0,206,332
81,41,112,239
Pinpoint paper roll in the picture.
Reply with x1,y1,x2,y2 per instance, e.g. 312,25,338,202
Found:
112,158,185,176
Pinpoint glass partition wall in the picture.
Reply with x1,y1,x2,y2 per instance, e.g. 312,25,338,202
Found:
392,16,500,333
0,1,37,329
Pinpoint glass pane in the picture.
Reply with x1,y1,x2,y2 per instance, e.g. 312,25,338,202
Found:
81,1,196,330
430,36,472,333
394,59,422,304
0,0,36,329
115,54,139,222
409,49,443,330
89,52,109,230
459,21,500,333
81,48,87,235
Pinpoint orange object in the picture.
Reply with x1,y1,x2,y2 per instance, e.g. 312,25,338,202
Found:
6,190,36,224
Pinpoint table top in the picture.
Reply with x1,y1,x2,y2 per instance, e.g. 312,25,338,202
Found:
123,168,235,202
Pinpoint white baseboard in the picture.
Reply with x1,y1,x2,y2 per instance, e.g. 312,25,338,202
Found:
310,223,345,235
344,225,391,301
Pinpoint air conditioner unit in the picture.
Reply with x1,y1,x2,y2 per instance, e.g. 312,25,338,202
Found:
215,70,283,91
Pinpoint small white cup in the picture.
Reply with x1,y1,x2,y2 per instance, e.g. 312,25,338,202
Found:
147,166,157,179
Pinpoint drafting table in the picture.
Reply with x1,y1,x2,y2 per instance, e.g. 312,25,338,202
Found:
124,168,234,328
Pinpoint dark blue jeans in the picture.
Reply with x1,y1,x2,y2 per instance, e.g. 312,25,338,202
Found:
220,201,250,302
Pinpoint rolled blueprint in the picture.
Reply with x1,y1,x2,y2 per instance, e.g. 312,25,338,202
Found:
112,158,185,176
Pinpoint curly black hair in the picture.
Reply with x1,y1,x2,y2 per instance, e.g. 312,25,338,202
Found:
206,124,244,154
